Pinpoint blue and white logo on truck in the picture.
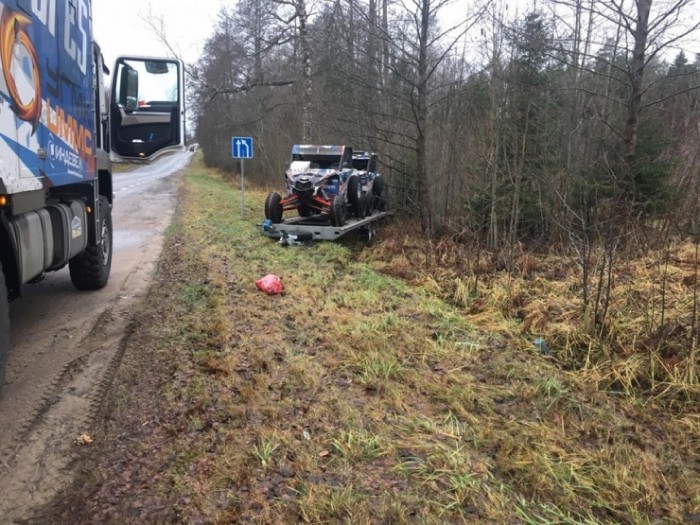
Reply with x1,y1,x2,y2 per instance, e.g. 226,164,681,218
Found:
0,0,94,192
47,133,83,173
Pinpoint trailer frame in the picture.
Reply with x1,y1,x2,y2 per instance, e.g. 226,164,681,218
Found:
261,211,391,244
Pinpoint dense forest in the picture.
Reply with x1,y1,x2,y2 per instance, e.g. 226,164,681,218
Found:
185,0,700,400
191,0,699,249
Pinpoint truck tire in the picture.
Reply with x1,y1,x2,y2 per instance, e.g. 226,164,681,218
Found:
347,176,362,218
265,192,284,223
0,263,9,389
330,194,346,227
69,196,113,290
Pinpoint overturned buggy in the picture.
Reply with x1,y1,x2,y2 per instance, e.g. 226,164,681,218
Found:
265,145,384,227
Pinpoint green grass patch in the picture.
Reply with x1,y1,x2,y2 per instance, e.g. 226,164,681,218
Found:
48,159,700,525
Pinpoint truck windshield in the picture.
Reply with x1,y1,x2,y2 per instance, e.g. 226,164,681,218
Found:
115,59,179,105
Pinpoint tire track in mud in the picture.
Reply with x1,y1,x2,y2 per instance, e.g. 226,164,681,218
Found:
0,294,143,522
0,156,186,523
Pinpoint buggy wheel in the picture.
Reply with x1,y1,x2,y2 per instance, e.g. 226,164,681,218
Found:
371,178,386,211
347,176,362,218
330,194,346,227
357,193,370,219
372,177,384,197
362,193,372,217
265,192,284,223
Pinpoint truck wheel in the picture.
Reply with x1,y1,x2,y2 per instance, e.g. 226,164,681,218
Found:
69,195,113,290
0,263,9,389
265,192,284,223
330,194,346,227
347,177,362,218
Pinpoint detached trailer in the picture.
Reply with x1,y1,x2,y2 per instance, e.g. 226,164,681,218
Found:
0,0,186,387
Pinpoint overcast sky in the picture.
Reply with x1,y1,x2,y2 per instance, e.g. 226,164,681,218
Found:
92,0,538,70
93,0,225,69
92,0,699,76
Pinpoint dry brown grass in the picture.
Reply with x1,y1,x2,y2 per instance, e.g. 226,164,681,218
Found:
366,221,700,409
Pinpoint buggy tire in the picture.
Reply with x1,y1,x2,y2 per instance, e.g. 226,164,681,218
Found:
330,194,346,227
371,178,384,211
347,176,362,218
372,177,384,196
69,196,113,290
364,193,374,217
377,184,389,212
0,263,8,390
265,192,284,223
359,193,370,218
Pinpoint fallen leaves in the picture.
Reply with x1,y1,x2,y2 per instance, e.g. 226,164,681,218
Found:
76,433,93,446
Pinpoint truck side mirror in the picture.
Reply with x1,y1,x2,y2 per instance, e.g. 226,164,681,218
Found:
119,67,138,112
110,56,186,161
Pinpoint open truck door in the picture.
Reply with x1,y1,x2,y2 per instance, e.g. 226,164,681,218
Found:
110,56,185,161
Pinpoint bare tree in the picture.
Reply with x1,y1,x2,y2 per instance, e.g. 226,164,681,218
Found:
551,0,700,169
374,0,490,236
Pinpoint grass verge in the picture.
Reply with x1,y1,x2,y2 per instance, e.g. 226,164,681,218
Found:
46,158,699,524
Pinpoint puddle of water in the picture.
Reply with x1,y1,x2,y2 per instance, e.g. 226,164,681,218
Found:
113,229,147,250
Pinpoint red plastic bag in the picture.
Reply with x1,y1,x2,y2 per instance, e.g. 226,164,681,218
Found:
255,274,283,295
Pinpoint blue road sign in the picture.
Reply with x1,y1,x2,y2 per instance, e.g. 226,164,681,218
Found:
232,137,254,159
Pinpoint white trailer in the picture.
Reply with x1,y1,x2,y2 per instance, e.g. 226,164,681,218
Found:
262,211,391,245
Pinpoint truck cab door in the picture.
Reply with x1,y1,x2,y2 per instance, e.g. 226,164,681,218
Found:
109,57,185,161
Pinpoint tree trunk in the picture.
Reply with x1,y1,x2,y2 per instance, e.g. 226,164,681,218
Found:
381,0,389,86
509,101,531,247
254,0,263,83
622,0,652,163
297,0,313,142
348,0,355,60
366,0,379,149
416,0,433,236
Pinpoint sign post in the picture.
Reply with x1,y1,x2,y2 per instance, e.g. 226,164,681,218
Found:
231,137,254,219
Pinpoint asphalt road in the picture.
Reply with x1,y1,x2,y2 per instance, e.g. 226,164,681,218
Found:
0,150,192,523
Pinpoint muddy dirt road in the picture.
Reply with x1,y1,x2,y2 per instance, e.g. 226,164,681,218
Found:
0,151,192,523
